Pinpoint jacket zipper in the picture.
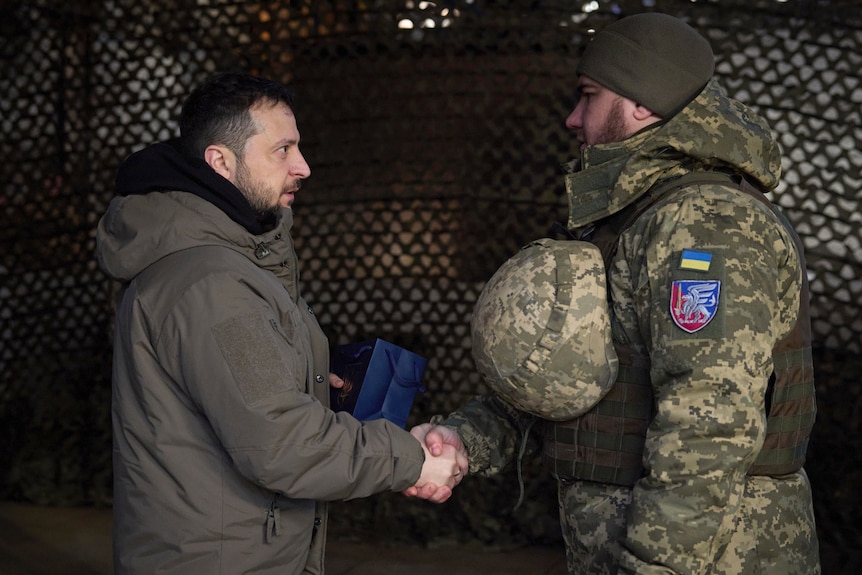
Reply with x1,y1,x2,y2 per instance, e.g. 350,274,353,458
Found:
265,493,281,543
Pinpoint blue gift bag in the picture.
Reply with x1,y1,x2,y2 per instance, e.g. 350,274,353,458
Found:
329,339,427,428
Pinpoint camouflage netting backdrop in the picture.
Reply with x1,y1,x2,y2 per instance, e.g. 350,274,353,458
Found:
1,0,860,572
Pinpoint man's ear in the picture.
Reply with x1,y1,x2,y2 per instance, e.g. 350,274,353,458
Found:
632,103,660,122
204,145,235,180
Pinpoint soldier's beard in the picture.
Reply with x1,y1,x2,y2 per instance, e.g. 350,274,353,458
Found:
593,97,629,146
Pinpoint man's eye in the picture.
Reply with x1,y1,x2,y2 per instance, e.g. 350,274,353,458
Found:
574,88,593,105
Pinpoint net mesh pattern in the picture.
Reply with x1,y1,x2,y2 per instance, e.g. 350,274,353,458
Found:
1,0,860,570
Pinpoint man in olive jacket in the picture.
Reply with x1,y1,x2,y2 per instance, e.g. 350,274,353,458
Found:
410,13,819,575
96,72,462,575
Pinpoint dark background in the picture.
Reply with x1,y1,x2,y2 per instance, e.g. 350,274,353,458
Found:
1,0,860,573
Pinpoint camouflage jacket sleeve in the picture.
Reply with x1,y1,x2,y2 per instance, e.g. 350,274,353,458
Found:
436,394,542,477
613,184,802,574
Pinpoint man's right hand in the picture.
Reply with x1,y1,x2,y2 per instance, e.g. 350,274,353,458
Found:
404,423,469,501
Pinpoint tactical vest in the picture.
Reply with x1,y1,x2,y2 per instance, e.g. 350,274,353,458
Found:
543,171,816,486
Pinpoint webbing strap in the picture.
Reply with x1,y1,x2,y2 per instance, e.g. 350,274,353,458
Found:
543,344,651,487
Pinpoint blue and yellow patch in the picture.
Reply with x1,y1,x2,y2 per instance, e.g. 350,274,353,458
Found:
679,249,712,272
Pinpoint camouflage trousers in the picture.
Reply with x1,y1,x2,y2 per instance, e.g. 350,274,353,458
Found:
557,470,820,575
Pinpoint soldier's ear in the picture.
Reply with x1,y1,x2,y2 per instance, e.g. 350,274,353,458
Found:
632,103,660,122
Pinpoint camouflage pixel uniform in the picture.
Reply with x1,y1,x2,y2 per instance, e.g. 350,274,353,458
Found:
438,77,820,574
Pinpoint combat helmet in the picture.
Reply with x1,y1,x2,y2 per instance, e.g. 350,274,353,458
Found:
471,238,618,421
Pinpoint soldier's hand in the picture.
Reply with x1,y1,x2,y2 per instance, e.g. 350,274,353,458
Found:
412,423,467,459
403,423,468,500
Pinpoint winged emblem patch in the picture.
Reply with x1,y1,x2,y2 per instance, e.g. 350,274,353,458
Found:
670,280,721,333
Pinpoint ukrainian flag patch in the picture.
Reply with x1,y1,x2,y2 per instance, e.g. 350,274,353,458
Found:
679,249,712,272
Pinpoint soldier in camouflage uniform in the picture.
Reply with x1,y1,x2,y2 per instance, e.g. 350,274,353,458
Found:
407,12,820,575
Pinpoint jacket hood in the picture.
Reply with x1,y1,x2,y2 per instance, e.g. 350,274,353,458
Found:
116,139,276,235
566,77,782,228
96,147,297,290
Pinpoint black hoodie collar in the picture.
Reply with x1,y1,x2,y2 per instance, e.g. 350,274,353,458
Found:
114,139,274,235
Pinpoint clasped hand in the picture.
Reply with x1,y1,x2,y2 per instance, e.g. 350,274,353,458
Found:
404,423,469,504
329,375,468,504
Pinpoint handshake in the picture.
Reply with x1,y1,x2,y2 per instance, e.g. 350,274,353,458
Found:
404,423,468,504
328,374,466,503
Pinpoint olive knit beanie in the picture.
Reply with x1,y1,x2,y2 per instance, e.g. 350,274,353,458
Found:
577,13,715,117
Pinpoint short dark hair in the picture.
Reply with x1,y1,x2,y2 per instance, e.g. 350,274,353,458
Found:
179,72,296,159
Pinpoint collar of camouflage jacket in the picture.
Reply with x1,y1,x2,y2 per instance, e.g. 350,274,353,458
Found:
563,77,782,230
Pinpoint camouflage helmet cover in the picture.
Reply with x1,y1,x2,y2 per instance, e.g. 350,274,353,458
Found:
470,239,618,421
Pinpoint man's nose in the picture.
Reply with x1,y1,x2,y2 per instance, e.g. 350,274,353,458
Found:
292,153,311,179
565,107,581,131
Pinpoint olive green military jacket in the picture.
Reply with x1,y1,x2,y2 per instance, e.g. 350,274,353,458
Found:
97,191,424,575
440,78,819,574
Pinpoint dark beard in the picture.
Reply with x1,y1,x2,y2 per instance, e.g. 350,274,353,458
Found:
234,156,281,230
596,97,629,146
